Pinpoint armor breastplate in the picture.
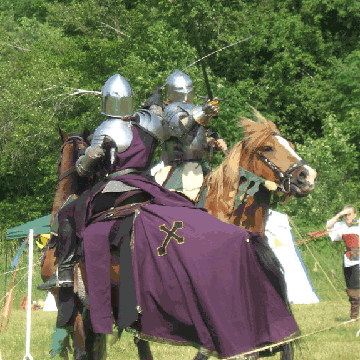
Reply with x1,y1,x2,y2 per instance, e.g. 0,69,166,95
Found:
91,118,133,153
163,102,197,137
183,125,208,160
162,122,208,164
136,109,167,141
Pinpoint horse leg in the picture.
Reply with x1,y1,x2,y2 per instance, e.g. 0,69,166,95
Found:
42,246,75,360
109,253,153,360
81,307,107,360
41,246,58,282
280,343,294,360
134,337,153,360
72,310,87,360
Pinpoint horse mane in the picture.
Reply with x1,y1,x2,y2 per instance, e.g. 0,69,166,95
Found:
205,109,281,223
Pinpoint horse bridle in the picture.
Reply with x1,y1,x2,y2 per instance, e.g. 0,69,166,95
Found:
58,135,89,182
255,132,307,193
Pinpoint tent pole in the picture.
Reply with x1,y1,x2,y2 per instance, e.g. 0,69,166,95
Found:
23,229,34,360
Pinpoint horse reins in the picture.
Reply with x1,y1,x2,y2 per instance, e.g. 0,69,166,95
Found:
254,131,307,193
58,136,88,182
256,152,307,193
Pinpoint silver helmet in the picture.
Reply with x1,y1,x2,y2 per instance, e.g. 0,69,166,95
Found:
166,69,194,103
101,74,134,117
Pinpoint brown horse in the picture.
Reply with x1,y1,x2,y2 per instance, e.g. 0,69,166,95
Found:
40,129,107,360
191,110,316,360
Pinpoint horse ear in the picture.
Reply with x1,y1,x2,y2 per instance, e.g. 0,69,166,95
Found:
58,128,69,142
288,140,296,150
251,108,268,124
83,129,92,144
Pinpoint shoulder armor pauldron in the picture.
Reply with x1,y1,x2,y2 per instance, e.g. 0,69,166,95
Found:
135,109,167,141
91,118,133,153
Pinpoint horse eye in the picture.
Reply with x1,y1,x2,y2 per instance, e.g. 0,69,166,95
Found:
261,146,273,152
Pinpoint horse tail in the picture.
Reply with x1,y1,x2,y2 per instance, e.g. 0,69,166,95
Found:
250,233,291,311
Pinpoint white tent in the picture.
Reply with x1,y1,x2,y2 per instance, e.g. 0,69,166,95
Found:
43,291,58,312
265,210,320,304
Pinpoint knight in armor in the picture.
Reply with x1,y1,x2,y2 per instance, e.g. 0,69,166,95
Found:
149,69,227,202
327,206,360,319
39,73,170,291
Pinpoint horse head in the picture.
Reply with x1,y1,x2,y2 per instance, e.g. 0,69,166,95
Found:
240,109,317,196
204,109,316,232
51,128,91,224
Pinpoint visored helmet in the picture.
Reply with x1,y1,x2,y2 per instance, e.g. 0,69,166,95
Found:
166,69,194,103
101,74,134,117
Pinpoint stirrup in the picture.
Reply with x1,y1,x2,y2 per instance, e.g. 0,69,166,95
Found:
38,267,74,291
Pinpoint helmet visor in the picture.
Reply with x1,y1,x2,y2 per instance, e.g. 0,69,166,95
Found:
168,86,194,103
103,96,134,117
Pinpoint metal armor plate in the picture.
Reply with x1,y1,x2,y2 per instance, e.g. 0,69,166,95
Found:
183,126,208,160
136,109,168,141
91,118,133,153
163,102,197,137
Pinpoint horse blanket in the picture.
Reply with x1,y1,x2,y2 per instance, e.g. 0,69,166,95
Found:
83,203,299,358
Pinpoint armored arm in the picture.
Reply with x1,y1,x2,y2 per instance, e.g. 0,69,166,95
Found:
76,145,105,177
164,100,220,138
142,86,163,110
191,98,220,126
76,136,116,177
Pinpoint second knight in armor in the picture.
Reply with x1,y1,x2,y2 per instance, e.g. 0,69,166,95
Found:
151,69,227,202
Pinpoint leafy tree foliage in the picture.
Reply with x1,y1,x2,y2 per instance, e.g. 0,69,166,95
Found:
0,0,359,238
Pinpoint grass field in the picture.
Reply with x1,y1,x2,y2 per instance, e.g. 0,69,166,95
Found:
0,302,359,360
1,240,360,359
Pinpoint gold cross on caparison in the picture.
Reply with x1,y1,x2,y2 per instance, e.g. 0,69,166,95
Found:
157,221,185,256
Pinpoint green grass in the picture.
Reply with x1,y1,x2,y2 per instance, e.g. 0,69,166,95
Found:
1,239,360,359
0,302,359,360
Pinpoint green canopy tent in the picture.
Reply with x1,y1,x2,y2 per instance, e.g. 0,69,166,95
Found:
6,214,51,240
4,214,51,301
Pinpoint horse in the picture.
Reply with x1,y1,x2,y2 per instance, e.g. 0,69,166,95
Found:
40,128,107,360
41,128,152,360
42,111,316,360
190,111,317,360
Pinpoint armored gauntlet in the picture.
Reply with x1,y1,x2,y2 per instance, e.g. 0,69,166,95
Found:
191,98,220,126
76,145,105,177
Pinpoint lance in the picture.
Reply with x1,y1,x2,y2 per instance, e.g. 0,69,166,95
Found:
182,36,253,73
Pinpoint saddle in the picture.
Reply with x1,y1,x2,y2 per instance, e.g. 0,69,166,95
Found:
89,189,152,224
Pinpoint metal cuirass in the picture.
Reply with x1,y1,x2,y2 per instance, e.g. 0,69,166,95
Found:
91,118,133,152
162,102,208,163
163,102,197,137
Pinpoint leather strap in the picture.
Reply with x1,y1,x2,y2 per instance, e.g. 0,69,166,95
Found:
106,168,141,180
